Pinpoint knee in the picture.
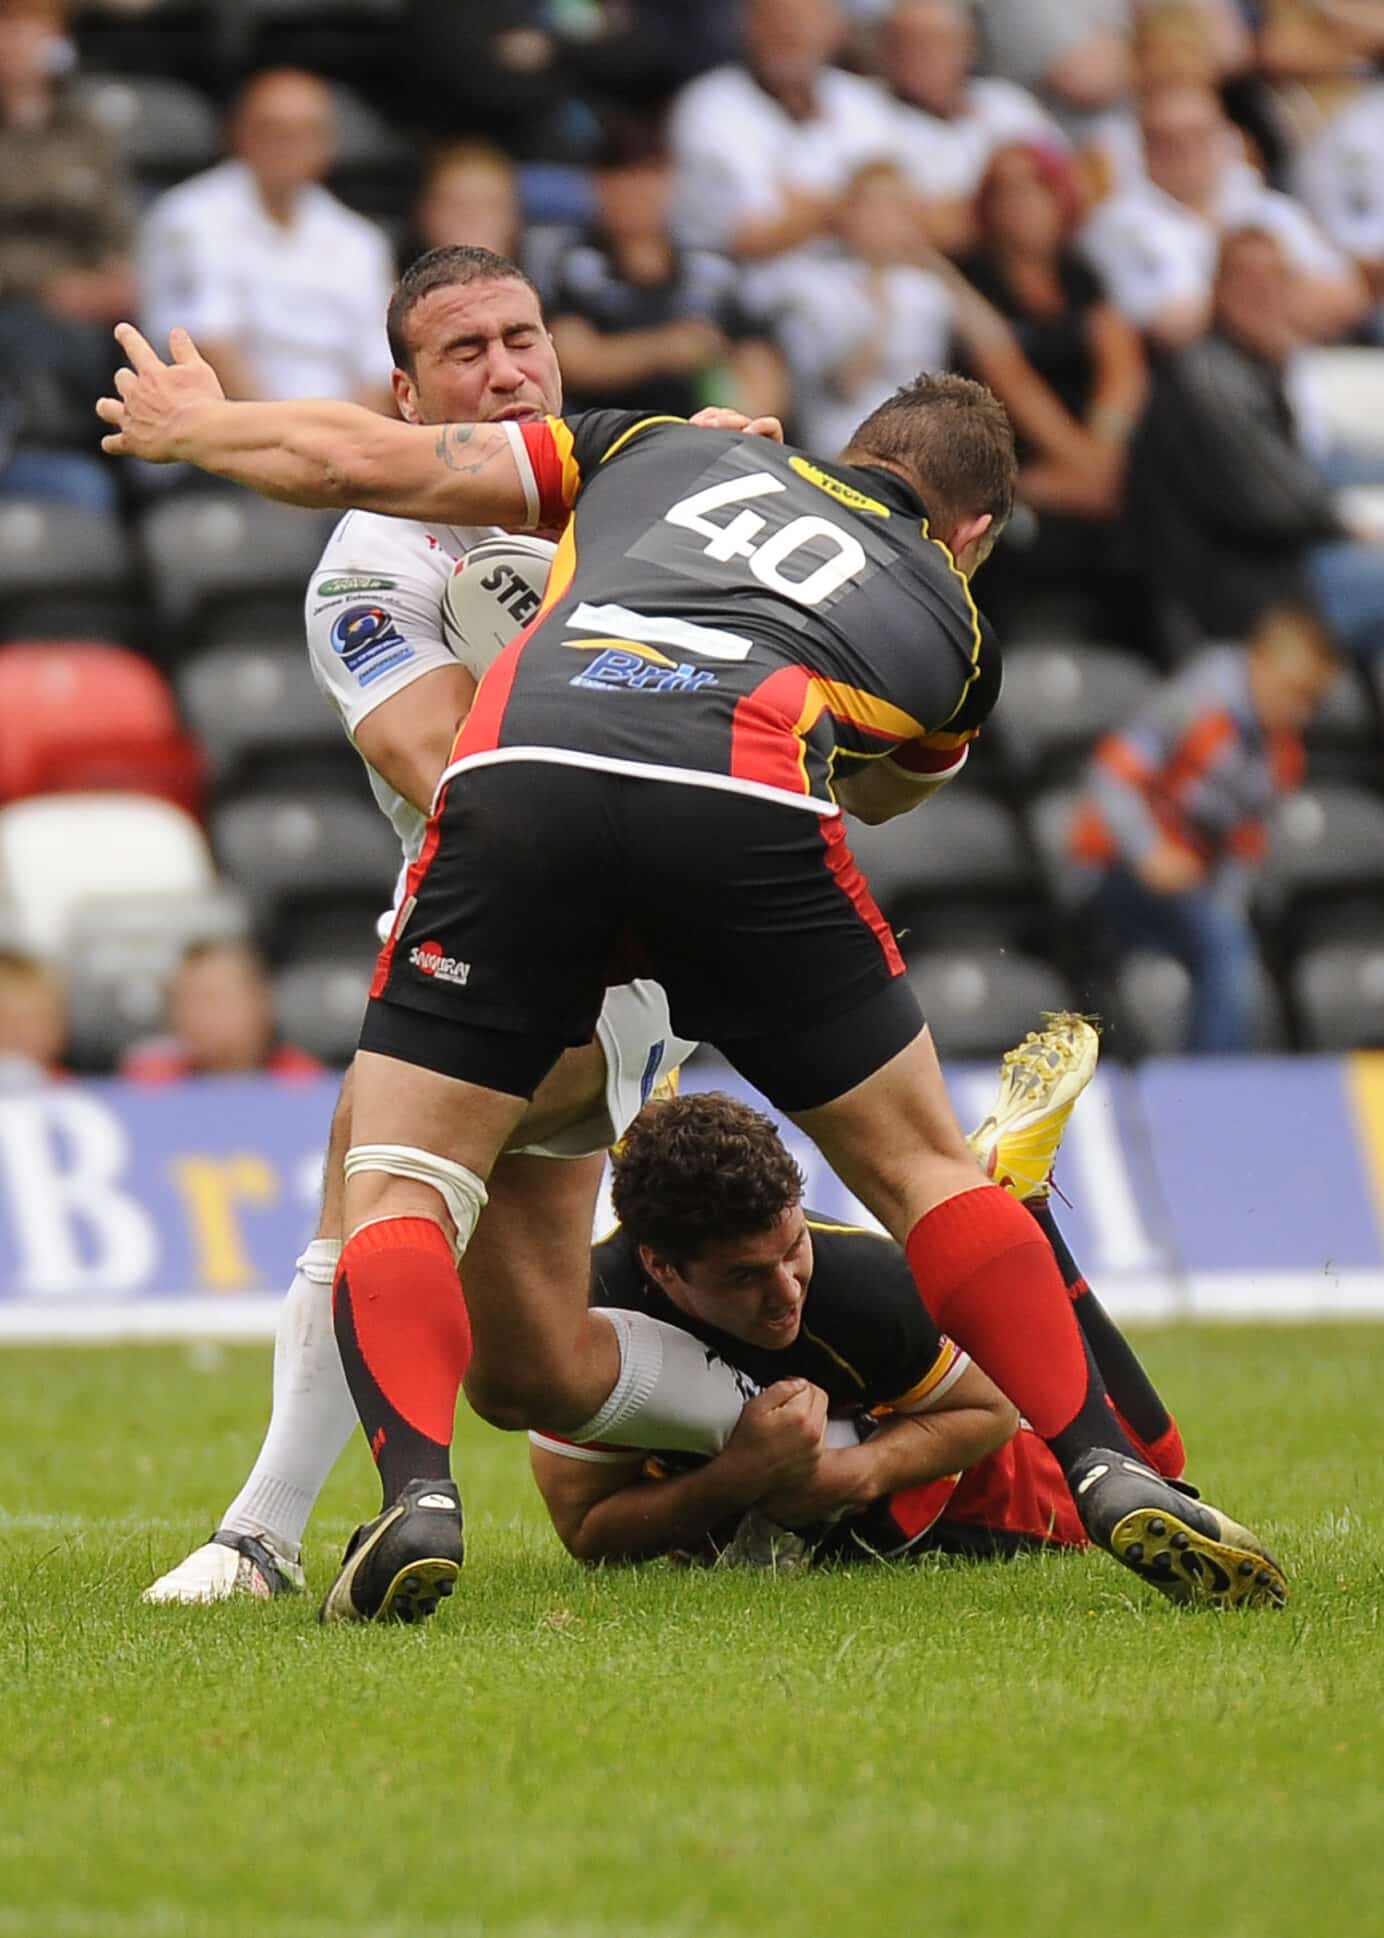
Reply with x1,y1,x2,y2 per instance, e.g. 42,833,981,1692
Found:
463,1360,589,1436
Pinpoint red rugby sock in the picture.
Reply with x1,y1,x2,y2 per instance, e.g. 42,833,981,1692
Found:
333,1217,472,1508
904,1186,1140,1477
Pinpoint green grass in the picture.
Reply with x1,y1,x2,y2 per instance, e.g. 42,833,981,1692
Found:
1,1327,1381,1938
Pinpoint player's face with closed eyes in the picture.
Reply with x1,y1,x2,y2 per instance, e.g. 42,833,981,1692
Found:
394,278,563,429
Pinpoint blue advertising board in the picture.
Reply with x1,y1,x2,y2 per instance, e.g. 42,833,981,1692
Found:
2,1055,1382,1335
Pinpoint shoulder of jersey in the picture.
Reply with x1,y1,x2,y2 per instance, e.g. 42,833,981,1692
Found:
440,533,557,672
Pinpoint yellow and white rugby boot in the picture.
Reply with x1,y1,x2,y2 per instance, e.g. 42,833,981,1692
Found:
967,1012,1101,1203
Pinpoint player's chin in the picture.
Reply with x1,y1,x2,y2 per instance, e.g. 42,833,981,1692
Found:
755,1313,803,1348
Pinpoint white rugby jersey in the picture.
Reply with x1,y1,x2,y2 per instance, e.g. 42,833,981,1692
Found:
305,510,556,862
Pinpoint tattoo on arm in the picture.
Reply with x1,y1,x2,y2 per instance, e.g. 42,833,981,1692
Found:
434,424,504,476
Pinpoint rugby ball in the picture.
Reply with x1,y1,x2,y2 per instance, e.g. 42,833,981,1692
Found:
440,534,557,680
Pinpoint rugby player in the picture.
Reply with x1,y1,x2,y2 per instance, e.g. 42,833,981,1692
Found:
146,247,788,1609
533,1058,1190,1571
100,332,1289,1612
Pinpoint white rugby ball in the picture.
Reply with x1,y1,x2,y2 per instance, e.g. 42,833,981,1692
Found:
441,534,557,679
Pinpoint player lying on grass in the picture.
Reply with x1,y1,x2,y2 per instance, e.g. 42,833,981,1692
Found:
100,327,1288,1615
146,246,787,1608
532,1022,1197,1573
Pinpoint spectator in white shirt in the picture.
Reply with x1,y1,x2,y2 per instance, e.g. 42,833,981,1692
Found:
1296,80,1384,342
139,69,395,409
667,0,892,263
1080,81,1367,346
881,0,1067,256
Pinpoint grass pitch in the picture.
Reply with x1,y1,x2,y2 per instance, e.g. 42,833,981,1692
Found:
1,1326,1381,1938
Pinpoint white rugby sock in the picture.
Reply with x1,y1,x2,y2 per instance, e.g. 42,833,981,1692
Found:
570,1308,760,1455
218,1239,356,1557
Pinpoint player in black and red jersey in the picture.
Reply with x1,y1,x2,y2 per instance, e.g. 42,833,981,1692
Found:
531,1063,1188,1574
100,328,1287,1616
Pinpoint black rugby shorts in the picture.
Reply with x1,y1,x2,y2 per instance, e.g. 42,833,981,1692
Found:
361,761,922,1110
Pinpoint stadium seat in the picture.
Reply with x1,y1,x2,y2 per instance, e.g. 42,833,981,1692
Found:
1025,788,1089,911
1297,348,1384,459
176,641,338,786
1107,949,1287,1057
273,948,376,1065
210,789,399,933
324,81,417,218
990,644,1156,787
0,500,142,644
75,74,220,190
847,792,1035,944
0,643,204,815
1303,660,1381,788
1293,941,1384,1050
1255,785,1384,934
140,491,336,639
0,794,217,955
903,949,1075,1060
63,887,251,1069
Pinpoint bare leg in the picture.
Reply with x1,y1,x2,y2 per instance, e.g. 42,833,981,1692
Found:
793,1026,1141,1474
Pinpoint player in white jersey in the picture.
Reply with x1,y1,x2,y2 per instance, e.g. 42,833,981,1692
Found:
145,247,777,1610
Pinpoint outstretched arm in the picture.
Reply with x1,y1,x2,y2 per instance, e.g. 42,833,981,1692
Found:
97,324,533,525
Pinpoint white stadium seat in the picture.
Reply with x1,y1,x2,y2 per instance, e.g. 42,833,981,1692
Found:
0,794,217,956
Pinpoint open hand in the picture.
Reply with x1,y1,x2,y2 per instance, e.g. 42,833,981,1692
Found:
96,323,225,461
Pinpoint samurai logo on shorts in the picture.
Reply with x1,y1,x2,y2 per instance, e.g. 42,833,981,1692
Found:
409,939,471,986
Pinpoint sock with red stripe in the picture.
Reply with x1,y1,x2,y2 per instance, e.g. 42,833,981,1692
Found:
904,1185,1142,1480
332,1218,473,1508
1028,1198,1183,1474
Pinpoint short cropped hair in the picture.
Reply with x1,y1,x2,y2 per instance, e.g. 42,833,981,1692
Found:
387,245,543,371
843,371,1017,532
611,1092,805,1267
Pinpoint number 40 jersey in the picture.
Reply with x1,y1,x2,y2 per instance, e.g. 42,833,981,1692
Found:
453,410,1003,815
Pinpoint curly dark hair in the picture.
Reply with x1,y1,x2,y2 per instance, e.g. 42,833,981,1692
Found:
611,1092,804,1267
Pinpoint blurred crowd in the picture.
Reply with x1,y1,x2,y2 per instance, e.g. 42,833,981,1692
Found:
2,0,1384,1071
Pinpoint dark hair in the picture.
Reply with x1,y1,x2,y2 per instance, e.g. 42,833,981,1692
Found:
611,1092,804,1266
177,936,264,976
843,371,1017,532
387,245,543,371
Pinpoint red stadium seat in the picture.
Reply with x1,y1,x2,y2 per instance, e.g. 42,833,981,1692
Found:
0,642,205,817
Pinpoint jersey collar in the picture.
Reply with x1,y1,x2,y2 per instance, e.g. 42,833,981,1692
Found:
834,461,931,523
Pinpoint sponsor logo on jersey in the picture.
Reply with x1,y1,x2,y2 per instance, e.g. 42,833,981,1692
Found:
567,642,717,694
330,604,415,686
409,939,470,986
788,456,891,517
317,574,398,596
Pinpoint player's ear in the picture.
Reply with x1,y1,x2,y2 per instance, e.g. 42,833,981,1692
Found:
947,511,993,563
639,1243,679,1291
392,366,420,424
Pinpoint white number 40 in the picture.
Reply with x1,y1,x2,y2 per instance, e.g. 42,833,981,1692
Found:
665,473,867,609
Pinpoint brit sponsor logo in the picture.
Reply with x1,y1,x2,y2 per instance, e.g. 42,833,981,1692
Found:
330,604,415,686
410,939,470,986
569,647,717,694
